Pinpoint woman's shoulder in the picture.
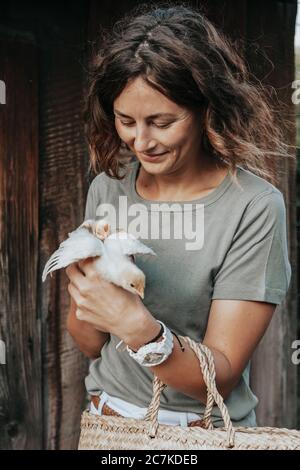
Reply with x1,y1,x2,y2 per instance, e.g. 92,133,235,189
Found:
233,166,288,227
235,166,286,206
89,158,138,199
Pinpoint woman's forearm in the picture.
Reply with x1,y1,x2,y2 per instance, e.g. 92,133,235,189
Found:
124,309,235,404
66,297,110,359
148,338,235,404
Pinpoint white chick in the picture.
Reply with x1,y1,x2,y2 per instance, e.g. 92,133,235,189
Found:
42,219,156,299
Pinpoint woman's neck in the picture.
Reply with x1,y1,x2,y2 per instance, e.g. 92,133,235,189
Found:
135,156,230,202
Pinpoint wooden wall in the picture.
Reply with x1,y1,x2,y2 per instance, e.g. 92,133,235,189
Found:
0,0,297,449
243,0,298,428
0,26,41,450
198,0,298,429
0,1,91,450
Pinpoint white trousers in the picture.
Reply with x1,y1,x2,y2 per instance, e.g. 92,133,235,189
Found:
89,390,202,427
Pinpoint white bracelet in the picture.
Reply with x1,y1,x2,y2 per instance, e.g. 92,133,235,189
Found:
126,321,174,367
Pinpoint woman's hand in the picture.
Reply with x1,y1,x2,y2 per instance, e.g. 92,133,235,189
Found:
65,257,160,348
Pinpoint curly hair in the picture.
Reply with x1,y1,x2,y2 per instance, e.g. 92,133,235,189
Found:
83,1,295,185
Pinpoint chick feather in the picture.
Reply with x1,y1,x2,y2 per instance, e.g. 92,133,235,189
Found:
42,219,156,299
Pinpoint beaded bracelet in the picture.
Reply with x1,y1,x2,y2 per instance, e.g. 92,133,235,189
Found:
144,322,164,345
115,326,186,353
171,331,185,352
143,322,185,352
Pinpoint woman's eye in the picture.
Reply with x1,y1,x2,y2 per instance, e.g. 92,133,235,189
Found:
120,121,134,126
120,120,171,129
154,123,171,128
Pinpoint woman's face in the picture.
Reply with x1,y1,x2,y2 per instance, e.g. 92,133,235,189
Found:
113,76,204,176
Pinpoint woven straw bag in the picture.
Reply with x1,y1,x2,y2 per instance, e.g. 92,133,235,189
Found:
78,336,300,450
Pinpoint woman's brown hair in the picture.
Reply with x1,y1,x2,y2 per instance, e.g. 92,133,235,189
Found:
83,1,294,185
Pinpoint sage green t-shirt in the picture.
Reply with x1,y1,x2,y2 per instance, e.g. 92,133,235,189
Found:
83,159,291,427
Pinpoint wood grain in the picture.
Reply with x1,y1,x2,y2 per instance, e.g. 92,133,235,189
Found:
0,28,41,449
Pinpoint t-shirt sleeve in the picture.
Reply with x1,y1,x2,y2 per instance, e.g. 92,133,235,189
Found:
212,189,292,305
83,176,98,221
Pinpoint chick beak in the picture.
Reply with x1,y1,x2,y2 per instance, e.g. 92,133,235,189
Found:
135,286,144,299
137,288,144,299
132,281,144,299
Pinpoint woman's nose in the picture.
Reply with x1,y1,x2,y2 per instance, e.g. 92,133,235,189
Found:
133,126,156,152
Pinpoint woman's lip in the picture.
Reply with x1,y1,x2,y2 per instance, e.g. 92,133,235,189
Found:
142,151,168,158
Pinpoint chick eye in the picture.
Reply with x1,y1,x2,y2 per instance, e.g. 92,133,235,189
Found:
130,283,135,288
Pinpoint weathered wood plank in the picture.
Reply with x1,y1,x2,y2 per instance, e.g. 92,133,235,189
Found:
200,0,297,428
246,0,297,428
0,28,41,449
38,4,91,449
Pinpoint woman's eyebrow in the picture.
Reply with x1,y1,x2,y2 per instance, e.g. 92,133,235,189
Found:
114,109,176,119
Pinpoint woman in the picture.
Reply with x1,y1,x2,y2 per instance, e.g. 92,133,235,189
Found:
66,4,293,428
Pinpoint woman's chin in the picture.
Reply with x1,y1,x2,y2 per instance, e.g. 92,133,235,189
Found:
139,155,172,173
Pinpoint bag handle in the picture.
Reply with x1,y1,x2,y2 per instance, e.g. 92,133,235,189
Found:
144,336,235,448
